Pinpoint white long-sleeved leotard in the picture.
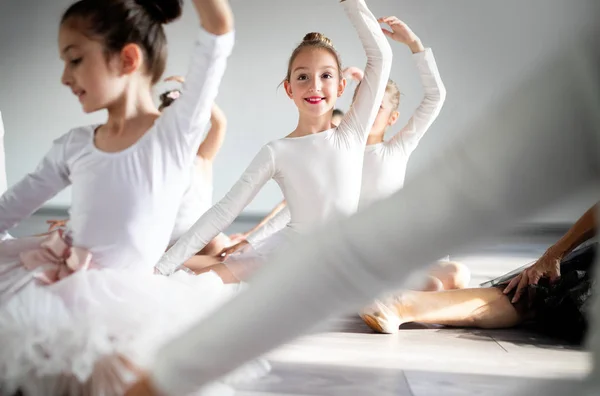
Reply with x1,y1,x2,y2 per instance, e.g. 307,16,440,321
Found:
156,0,393,275
0,29,234,270
246,48,446,244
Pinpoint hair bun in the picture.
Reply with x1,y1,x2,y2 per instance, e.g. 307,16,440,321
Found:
136,0,183,24
302,32,333,46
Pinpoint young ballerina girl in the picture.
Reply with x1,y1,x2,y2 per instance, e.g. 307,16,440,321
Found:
47,78,234,255
155,0,393,282
0,1,268,394
223,17,469,292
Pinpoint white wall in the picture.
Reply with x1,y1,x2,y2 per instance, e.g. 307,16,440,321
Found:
0,0,597,221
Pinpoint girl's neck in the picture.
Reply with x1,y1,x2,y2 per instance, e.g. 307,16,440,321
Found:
366,130,385,146
288,112,335,138
103,88,159,136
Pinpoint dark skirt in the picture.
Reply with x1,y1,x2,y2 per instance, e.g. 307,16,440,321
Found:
496,242,596,344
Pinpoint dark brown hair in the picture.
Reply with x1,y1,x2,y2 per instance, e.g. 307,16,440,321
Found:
158,89,180,111
61,0,183,84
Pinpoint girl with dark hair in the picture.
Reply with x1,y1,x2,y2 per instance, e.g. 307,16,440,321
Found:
0,1,268,394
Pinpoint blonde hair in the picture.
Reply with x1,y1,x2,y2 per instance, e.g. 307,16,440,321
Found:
284,32,343,83
384,80,401,111
352,79,401,111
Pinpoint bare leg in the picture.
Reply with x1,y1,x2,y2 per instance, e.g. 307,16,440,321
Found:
183,254,222,273
361,287,525,334
168,234,232,273
359,261,470,329
185,238,258,284
194,263,240,284
199,233,232,256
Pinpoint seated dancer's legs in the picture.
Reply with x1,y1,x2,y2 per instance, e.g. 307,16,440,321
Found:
181,234,237,275
183,254,222,272
194,263,240,284
185,247,260,285
184,257,244,285
199,233,232,257
361,260,471,328
361,287,526,334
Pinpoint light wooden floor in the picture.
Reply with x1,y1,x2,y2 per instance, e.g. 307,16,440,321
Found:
13,215,591,396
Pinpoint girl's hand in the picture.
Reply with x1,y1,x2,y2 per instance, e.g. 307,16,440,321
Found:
378,16,424,53
218,239,249,261
342,66,364,82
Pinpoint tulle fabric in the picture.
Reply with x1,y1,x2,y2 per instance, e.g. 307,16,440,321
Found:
0,233,269,395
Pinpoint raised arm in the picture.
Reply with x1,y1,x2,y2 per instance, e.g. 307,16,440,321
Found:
154,0,234,167
337,0,392,143
192,0,233,35
155,145,276,275
385,19,446,154
0,133,71,236
196,104,227,161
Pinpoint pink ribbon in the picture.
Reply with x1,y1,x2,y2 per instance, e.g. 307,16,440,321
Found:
166,90,181,100
19,230,93,284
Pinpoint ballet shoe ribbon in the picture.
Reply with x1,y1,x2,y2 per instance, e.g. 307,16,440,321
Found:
19,230,93,284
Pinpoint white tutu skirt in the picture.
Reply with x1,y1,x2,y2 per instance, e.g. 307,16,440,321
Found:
0,233,269,396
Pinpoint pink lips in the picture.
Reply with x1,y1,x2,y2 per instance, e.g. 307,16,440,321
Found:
305,96,325,104
72,89,86,101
